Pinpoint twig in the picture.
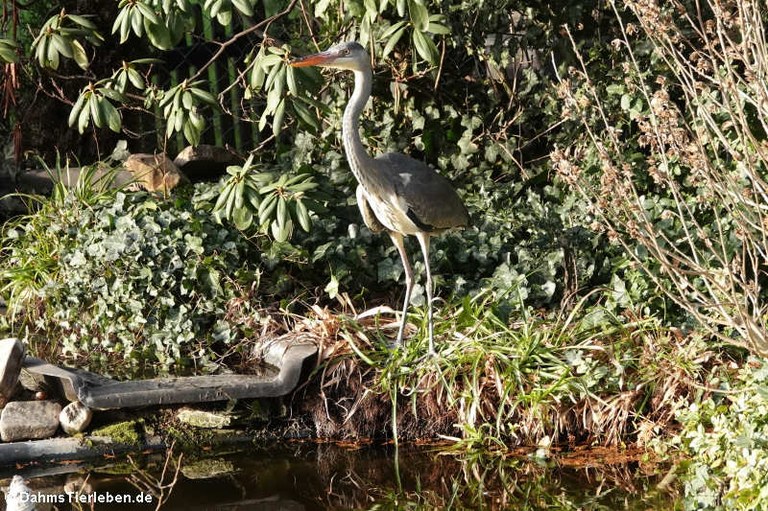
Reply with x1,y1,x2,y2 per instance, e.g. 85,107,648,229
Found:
189,0,299,83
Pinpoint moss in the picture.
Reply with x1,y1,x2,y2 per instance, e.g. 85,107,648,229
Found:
176,408,231,428
91,420,143,445
149,409,216,451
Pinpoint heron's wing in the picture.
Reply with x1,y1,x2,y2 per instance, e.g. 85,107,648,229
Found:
356,184,387,232
376,153,470,232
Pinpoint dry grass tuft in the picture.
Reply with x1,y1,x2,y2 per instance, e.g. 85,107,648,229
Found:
234,293,724,450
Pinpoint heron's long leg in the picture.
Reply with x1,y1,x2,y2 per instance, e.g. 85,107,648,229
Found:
415,233,434,355
389,232,413,346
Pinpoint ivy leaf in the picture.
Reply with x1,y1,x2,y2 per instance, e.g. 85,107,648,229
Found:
324,274,339,299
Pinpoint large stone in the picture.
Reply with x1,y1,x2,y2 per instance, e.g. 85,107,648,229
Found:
0,401,61,442
0,338,24,407
59,401,93,435
122,153,187,193
173,145,242,182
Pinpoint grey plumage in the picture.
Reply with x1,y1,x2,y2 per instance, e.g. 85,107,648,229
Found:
374,152,469,232
291,41,469,354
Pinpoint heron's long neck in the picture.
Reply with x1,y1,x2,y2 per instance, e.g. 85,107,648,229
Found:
342,68,375,184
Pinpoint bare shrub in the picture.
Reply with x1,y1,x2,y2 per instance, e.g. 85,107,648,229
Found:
557,0,768,355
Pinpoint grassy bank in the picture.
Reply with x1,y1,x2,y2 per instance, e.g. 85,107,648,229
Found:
296,292,722,450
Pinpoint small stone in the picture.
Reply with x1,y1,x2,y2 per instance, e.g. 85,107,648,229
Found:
177,408,231,429
0,338,24,407
59,401,93,435
18,368,45,394
0,401,61,442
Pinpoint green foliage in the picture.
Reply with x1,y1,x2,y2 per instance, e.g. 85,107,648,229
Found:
157,79,218,145
31,9,102,70
325,288,707,451
4,0,744,448
4,0,455,146
246,44,322,137
212,154,320,240
5,0,619,318
2,0,686,352
50,190,253,366
0,38,18,63
676,360,768,510
1,178,261,370
109,59,154,94
68,81,125,133
5,6,766,495
112,0,192,50
1,155,126,309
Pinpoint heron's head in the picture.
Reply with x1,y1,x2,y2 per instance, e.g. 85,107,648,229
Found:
290,41,370,72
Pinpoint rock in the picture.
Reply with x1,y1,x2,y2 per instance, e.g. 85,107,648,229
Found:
18,367,48,396
173,145,242,182
122,153,187,193
0,401,61,442
59,401,93,435
177,408,231,429
0,338,24,407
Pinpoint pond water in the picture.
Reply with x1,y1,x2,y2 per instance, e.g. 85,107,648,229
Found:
2,443,680,510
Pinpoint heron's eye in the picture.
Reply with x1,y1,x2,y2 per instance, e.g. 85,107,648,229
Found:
342,49,351,56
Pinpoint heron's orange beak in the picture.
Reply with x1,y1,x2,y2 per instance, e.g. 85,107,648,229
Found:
290,51,335,68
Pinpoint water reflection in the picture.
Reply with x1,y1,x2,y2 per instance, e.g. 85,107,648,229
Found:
1,443,679,510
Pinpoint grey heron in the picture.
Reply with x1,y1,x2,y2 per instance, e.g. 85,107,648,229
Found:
290,41,469,354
